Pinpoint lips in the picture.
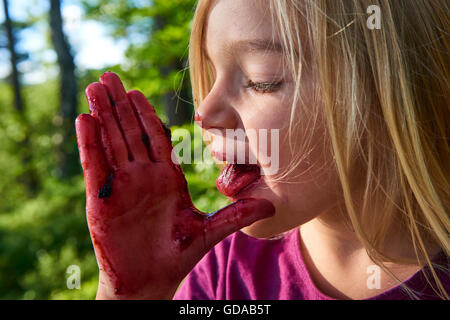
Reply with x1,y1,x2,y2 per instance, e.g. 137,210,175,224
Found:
216,163,261,197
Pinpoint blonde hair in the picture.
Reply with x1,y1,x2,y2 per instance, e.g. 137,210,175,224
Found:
189,0,449,299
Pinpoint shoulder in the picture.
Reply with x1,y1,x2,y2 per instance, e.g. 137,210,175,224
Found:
369,251,450,300
410,251,450,300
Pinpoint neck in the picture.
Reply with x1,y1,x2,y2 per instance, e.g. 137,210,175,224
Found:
300,205,367,269
298,203,441,299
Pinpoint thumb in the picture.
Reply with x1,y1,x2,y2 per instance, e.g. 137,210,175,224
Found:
202,198,275,250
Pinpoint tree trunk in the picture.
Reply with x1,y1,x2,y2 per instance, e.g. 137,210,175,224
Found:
49,0,79,178
161,63,193,127
2,0,24,112
154,16,193,127
2,0,39,194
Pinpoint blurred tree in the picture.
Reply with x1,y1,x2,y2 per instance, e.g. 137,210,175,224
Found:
2,0,39,195
81,0,195,126
49,0,79,178
2,0,24,113
153,13,192,126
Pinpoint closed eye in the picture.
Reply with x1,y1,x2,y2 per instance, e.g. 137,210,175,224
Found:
245,80,283,93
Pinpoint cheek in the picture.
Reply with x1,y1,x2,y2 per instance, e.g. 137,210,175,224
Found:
238,76,344,236
240,82,295,128
277,124,340,220
240,92,295,171
244,114,341,236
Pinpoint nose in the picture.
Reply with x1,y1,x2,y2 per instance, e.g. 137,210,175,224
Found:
194,84,239,130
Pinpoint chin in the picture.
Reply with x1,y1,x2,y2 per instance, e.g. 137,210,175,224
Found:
240,216,288,239
231,191,300,239
223,171,307,239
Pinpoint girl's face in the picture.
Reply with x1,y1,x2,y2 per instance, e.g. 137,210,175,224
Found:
197,0,342,238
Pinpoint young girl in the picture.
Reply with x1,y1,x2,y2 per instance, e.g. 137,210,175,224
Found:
75,0,449,300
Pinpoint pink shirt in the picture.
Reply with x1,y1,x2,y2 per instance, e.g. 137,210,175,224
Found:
174,228,449,300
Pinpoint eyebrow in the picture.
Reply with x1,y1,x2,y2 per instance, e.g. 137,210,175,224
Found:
204,38,283,60
230,39,283,54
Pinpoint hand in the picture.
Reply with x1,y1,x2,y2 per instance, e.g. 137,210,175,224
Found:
75,72,275,299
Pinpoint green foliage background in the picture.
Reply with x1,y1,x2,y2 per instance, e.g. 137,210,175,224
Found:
0,0,229,299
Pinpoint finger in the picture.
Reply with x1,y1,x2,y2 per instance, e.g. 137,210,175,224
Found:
75,113,110,198
202,198,275,249
86,82,129,168
127,90,173,162
100,72,149,162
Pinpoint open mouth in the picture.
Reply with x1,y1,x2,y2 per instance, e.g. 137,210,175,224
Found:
216,163,261,197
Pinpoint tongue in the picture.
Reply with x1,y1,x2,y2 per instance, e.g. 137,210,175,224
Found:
216,164,261,197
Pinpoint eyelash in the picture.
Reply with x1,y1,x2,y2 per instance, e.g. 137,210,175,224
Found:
245,80,283,94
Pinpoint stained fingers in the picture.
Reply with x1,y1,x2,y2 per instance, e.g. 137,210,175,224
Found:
100,72,150,162
128,89,173,162
86,82,129,169
75,113,110,196
86,72,172,167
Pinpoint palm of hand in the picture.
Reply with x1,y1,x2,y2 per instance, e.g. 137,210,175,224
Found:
76,72,275,298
